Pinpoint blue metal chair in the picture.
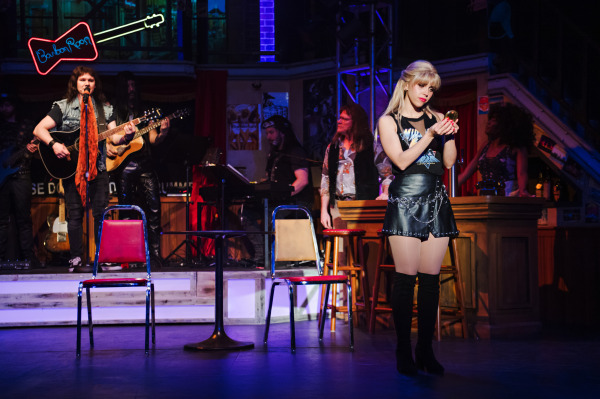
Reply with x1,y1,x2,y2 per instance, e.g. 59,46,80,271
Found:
263,205,354,352
76,205,156,356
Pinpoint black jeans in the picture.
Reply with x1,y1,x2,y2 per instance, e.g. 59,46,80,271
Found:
114,159,162,256
0,172,34,260
63,171,109,260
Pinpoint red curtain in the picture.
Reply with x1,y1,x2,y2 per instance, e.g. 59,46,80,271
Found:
433,81,478,196
189,70,228,256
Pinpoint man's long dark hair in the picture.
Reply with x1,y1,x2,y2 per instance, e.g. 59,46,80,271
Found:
113,71,142,123
330,103,373,152
65,65,106,103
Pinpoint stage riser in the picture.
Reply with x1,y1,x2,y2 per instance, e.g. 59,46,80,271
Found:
0,270,324,327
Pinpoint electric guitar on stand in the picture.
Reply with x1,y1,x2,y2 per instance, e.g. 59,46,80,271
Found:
106,108,190,172
44,179,70,254
38,108,162,179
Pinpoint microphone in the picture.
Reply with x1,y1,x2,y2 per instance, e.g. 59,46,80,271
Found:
82,86,90,103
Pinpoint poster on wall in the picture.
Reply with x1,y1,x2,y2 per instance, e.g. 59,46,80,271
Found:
262,92,289,120
226,104,260,150
303,76,336,162
478,96,489,114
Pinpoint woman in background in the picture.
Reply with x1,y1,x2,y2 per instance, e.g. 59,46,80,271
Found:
458,102,534,196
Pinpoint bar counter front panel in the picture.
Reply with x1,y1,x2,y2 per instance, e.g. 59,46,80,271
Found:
337,197,544,339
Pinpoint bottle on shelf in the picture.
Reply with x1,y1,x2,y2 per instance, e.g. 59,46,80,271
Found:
535,172,544,198
553,180,561,202
543,174,552,201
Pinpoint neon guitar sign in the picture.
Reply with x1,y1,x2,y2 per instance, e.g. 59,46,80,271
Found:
28,14,165,75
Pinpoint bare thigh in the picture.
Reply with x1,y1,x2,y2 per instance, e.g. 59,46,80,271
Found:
388,233,449,275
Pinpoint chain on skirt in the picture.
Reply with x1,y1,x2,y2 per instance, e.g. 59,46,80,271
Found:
381,173,459,239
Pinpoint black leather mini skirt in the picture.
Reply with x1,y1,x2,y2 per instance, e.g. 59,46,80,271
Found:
382,173,458,239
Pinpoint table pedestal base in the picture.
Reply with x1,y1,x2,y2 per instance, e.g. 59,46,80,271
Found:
184,329,255,351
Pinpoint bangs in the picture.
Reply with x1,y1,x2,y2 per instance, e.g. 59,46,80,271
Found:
414,72,441,91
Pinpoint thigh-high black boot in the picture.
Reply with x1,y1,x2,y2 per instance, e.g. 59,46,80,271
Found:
392,272,417,376
415,272,444,375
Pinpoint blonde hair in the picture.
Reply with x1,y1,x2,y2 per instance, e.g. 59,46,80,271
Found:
379,60,441,131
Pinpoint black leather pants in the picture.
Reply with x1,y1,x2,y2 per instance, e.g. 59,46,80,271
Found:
115,160,162,257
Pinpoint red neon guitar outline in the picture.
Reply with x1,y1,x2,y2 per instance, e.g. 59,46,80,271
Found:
28,14,164,76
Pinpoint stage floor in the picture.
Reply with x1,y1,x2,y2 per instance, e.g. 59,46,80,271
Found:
1,322,598,398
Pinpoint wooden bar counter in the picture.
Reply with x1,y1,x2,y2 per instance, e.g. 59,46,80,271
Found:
337,196,544,339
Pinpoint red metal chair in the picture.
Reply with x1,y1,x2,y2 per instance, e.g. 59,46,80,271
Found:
263,205,354,352
76,205,156,356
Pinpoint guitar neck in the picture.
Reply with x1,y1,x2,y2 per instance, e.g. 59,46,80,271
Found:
132,120,160,141
98,115,146,141
130,112,178,141
58,179,65,222
58,198,66,222
94,14,165,43
64,116,146,152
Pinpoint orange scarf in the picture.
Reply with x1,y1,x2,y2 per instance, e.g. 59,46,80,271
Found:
75,96,99,206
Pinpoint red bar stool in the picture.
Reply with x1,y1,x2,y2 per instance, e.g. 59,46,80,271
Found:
320,229,370,331
369,231,467,340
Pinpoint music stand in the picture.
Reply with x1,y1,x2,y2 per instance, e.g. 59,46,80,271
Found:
198,164,251,230
162,134,210,265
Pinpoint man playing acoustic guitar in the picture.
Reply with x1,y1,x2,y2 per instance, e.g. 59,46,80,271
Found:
105,71,170,270
34,66,136,273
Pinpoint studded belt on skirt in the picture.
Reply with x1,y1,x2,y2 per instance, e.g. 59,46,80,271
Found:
381,173,459,239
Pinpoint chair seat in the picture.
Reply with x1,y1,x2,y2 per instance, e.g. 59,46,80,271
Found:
82,278,148,287
283,275,349,284
322,229,366,236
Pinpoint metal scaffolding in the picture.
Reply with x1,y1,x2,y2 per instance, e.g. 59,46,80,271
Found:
336,1,393,132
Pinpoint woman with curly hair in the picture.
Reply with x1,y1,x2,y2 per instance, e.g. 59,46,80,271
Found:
458,102,535,196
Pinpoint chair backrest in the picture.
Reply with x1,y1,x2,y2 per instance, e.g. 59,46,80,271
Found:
93,205,151,277
270,205,322,278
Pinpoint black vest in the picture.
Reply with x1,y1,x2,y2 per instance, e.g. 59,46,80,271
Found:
327,143,379,206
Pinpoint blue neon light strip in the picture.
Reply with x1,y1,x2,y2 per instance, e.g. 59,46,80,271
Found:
260,0,275,62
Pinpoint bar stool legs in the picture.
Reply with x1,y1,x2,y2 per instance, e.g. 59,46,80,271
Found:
320,229,369,332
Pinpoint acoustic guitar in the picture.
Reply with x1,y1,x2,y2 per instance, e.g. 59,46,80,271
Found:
37,108,162,179
106,108,189,172
44,179,69,254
